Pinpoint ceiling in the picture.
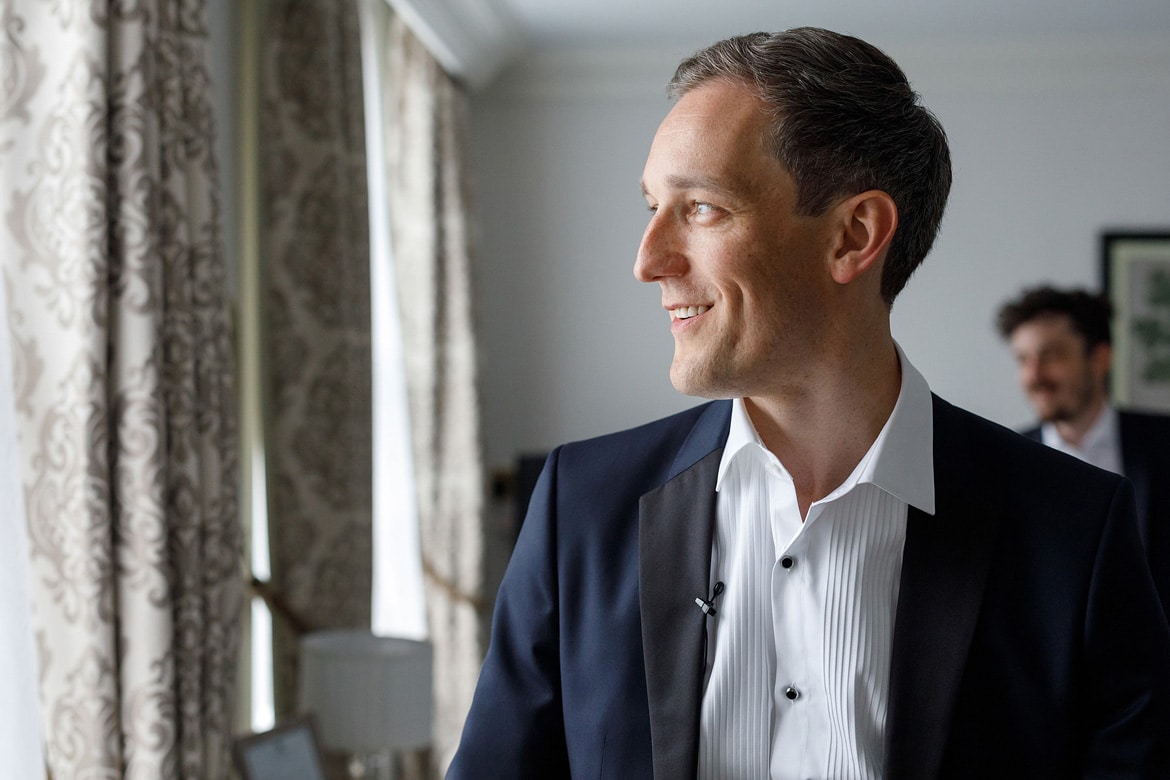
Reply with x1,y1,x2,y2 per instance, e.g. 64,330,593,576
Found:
502,0,1170,50
391,0,1170,91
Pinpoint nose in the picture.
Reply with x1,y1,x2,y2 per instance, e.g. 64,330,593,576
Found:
634,211,686,283
1018,355,1041,388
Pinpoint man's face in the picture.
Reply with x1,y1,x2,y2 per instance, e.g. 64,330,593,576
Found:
634,79,837,400
1008,313,1111,424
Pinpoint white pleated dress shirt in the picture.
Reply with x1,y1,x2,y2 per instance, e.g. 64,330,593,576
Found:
1041,403,1123,476
697,348,935,780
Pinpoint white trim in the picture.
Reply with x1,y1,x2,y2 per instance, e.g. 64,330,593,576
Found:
387,0,526,90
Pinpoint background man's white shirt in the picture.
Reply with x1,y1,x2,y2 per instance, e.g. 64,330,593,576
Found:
1041,404,1122,476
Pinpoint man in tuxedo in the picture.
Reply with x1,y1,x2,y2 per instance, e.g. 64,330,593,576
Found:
997,284,1170,617
449,29,1170,779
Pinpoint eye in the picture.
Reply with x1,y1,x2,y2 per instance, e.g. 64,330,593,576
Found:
691,201,724,222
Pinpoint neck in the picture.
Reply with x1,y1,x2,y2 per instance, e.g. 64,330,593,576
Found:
744,335,901,519
1053,395,1108,448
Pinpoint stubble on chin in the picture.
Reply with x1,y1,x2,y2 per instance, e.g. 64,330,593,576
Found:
1037,407,1065,424
670,353,740,400
670,355,707,399
669,360,701,398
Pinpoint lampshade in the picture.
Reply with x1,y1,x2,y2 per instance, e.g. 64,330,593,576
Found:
299,630,433,754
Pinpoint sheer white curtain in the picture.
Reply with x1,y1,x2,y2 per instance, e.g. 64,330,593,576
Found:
359,0,428,644
362,3,489,771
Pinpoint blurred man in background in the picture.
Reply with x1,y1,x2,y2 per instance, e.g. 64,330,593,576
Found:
998,284,1170,616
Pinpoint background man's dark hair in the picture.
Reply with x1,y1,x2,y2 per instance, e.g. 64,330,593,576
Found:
996,285,1114,348
668,27,952,306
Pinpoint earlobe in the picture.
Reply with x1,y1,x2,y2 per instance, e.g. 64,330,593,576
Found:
829,190,898,286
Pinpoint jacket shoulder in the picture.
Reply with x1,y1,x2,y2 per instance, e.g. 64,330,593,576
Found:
551,400,730,490
932,395,1126,509
1119,409,1170,441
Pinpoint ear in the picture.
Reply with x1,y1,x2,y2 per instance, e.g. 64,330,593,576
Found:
1089,341,1113,378
828,190,898,286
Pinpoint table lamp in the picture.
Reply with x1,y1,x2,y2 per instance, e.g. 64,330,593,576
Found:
299,630,433,780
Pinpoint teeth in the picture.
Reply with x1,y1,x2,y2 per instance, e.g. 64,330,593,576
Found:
672,305,709,320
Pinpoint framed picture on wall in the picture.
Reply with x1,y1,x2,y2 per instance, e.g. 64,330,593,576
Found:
232,716,327,780
1101,231,1170,413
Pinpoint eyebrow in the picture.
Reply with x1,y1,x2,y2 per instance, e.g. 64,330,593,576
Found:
640,174,744,200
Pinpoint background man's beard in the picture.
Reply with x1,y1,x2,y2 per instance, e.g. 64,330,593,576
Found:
1033,377,1098,424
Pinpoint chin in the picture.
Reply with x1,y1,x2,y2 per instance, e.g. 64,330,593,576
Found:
670,377,715,399
670,366,740,401
670,367,717,399
1029,399,1059,422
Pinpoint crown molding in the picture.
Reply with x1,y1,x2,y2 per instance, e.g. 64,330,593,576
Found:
388,0,527,91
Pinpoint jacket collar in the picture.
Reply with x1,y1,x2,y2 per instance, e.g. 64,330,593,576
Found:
640,401,729,780
883,395,1001,778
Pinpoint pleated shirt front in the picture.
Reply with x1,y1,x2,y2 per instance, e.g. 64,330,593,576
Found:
697,350,936,780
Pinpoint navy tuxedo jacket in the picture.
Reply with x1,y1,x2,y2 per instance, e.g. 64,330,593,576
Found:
1023,409,1170,619
449,396,1170,779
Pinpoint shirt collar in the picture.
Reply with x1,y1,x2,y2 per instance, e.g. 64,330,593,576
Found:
716,343,936,515
716,395,764,489
1041,403,1118,457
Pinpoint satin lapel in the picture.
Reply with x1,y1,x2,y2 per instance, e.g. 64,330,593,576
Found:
884,397,1002,780
640,448,721,780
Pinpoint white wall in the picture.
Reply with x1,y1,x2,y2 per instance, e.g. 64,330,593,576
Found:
469,35,1170,470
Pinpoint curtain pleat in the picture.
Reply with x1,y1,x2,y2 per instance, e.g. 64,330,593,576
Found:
0,3,242,778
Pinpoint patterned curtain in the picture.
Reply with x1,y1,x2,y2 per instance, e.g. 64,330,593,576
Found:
258,0,374,716
367,8,488,772
0,3,242,779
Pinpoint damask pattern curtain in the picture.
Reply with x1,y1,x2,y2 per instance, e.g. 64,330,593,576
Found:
367,8,488,771
0,3,242,779
259,0,374,715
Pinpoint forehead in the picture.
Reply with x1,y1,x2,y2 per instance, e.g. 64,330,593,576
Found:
642,79,783,195
1010,313,1084,350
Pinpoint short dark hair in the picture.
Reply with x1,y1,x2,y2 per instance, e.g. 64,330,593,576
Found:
668,28,952,306
996,285,1114,348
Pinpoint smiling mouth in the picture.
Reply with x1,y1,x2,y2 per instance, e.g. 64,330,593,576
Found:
670,305,710,320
